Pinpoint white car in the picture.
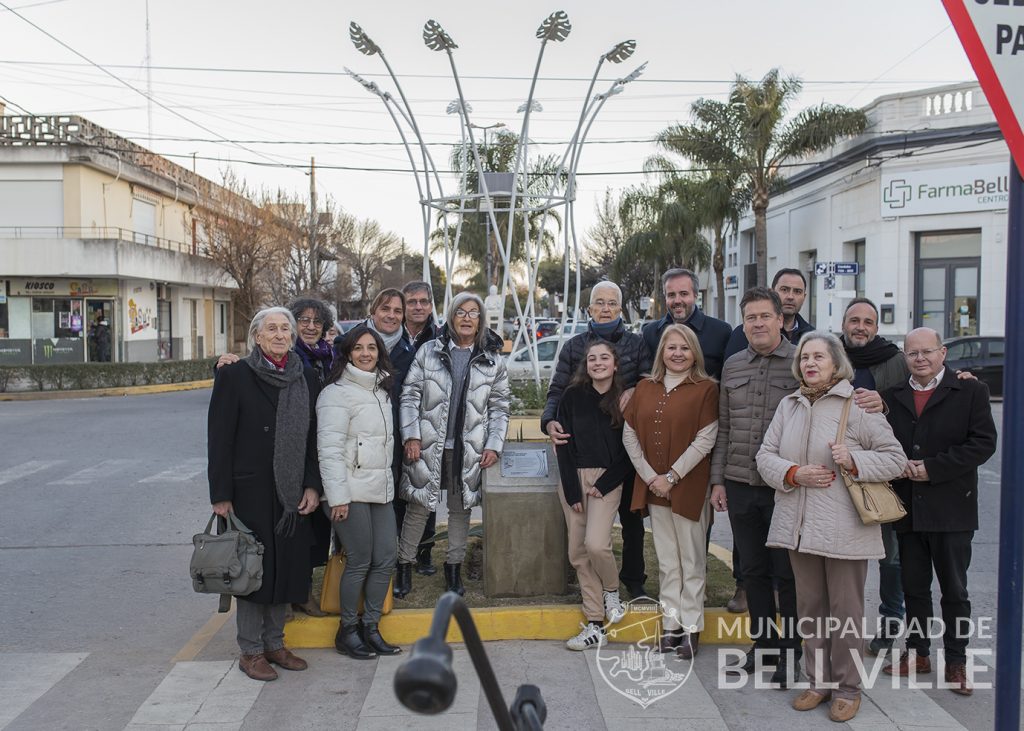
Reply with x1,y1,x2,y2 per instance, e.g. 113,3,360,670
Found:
505,335,564,381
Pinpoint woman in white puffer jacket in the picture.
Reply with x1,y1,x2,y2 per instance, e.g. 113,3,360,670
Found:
316,324,400,661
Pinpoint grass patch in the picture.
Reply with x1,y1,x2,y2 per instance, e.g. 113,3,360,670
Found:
312,526,734,610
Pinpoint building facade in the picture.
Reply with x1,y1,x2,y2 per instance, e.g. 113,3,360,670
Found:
0,115,237,365
711,82,1008,342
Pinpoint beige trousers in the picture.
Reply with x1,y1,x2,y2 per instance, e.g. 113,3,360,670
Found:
558,468,622,622
788,550,869,700
649,498,710,632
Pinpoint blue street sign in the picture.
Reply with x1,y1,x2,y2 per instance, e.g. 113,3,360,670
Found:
834,262,860,275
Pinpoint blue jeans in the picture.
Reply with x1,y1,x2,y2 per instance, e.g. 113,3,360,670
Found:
878,523,905,620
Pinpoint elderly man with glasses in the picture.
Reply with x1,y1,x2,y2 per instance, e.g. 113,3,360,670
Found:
880,327,996,696
542,281,653,599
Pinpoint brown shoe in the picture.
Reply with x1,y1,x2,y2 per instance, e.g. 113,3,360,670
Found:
829,696,861,722
726,586,748,614
265,647,308,671
658,630,683,653
675,632,700,660
945,662,973,696
884,652,932,676
292,596,328,618
239,653,278,682
792,689,830,711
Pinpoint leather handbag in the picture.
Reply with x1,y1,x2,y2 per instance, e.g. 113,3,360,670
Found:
190,512,264,596
836,398,907,525
319,542,394,615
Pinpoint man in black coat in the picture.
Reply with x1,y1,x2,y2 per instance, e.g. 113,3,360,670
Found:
543,281,652,598
881,327,997,696
642,268,732,380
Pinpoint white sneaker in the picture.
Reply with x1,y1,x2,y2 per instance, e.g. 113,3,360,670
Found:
603,590,626,624
566,622,605,651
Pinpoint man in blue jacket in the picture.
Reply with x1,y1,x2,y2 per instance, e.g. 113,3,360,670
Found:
641,268,732,380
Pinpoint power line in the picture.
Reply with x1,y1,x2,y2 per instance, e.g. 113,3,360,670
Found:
0,58,970,86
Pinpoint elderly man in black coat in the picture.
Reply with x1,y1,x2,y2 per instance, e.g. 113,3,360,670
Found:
543,280,652,598
881,327,997,696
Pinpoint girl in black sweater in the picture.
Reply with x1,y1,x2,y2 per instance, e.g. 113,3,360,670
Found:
555,341,634,651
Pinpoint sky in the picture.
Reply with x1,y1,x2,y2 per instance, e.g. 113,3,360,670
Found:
0,0,979,261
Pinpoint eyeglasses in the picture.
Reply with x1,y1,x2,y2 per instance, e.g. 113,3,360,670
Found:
297,317,323,327
406,298,431,307
454,309,481,319
591,299,619,309
905,347,943,360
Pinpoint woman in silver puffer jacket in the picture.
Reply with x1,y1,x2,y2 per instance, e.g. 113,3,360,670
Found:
395,291,511,598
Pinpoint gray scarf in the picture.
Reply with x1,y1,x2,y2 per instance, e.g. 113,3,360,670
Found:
244,347,309,537
366,317,403,353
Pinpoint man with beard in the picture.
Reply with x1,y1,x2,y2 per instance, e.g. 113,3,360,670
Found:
723,268,814,361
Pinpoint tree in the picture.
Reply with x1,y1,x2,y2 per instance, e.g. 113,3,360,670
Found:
585,189,628,275
659,69,867,286
195,170,286,345
338,216,405,314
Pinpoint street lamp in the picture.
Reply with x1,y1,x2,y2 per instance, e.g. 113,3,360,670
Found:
469,122,505,287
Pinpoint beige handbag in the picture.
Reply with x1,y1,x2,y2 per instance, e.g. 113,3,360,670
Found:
836,398,907,525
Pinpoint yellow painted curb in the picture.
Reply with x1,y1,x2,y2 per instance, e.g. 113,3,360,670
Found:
0,379,213,401
285,605,751,648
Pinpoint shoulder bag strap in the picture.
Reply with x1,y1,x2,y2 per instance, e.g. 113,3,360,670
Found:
836,396,853,447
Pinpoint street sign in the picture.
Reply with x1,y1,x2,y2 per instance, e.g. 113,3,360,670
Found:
814,262,828,276
834,262,860,275
943,1,1024,172
814,261,859,276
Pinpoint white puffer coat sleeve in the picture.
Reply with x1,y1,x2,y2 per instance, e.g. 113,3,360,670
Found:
316,365,394,507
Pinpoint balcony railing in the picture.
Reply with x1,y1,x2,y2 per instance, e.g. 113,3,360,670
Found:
0,226,196,255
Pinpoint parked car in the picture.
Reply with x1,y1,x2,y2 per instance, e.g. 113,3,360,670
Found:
505,335,563,382
535,320,560,339
561,321,590,336
336,319,362,335
944,335,1004,397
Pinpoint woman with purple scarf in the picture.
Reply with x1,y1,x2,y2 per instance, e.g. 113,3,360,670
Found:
286,298,336,616
289,298,336,387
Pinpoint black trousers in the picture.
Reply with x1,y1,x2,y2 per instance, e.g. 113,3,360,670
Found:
618,477,647,586
898,530,973,663
726,480,799,650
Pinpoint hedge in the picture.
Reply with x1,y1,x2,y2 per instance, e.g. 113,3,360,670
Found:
0,358,217,392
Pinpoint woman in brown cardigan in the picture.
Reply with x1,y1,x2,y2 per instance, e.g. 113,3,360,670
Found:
623,324,719,659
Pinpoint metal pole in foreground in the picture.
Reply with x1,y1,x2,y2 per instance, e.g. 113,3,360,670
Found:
995,160,1024,731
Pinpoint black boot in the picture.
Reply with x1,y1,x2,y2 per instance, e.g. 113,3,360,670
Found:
415,545,437,576
362,622,401,655
334,623,375,660
393,562,413,599
443,562,465,596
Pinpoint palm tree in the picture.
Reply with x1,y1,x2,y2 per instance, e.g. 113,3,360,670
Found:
659,69,867,286
431,129,562,287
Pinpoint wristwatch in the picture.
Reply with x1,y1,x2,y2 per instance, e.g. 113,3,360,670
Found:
664,471,679,486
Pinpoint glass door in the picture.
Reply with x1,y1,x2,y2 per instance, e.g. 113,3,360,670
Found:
915,261,979,338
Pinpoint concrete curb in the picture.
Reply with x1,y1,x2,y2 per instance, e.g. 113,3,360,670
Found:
284,605,752,647
0,379,213,401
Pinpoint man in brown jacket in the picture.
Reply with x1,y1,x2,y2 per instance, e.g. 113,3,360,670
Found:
711,288,803,687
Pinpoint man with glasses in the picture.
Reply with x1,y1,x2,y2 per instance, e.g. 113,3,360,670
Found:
543,281,653,599
403,281,439,350
881,328,996,696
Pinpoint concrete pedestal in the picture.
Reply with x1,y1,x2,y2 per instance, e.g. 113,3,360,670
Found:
482,443,568,597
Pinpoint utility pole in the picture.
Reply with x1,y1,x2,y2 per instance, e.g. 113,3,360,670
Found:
145,0,153,147
309,157,318,293
401,238,406,281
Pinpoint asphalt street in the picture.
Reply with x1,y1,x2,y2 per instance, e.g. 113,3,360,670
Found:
0,389,1016,730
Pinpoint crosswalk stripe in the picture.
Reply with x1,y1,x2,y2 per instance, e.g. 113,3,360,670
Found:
139,458,208,484
0,652,88,730
356,648,481,730
126,660,262,728
48,459,137,485
0,460,64,486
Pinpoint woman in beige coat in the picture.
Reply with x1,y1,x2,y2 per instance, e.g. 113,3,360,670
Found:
756,331,906,723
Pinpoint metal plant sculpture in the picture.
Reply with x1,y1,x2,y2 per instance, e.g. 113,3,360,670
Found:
346,11,645,382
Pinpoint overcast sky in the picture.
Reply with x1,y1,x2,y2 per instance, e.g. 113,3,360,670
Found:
0,0,978,265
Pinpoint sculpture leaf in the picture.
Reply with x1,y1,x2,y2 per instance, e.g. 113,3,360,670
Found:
447,100,473,115
619,62,648,85
604,40,636,63
423,20,458,51
517,100,543,114
349,22,379,56
536,11,571,42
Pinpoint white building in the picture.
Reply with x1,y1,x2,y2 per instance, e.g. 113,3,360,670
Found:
0,114,237,365
712,82,1008,342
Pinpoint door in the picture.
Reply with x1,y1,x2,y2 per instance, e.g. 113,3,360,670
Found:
157,299,172,360
85,299,115,362
188,300,198,359
916,261,979,338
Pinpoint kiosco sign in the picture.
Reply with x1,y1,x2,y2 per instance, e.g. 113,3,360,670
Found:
881,163,1010,216
943,1,1024,171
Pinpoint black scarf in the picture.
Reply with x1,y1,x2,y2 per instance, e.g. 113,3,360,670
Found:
842,335,900,370
244,347,309,537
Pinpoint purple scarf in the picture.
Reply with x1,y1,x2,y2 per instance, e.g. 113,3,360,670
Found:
296,338,334,369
